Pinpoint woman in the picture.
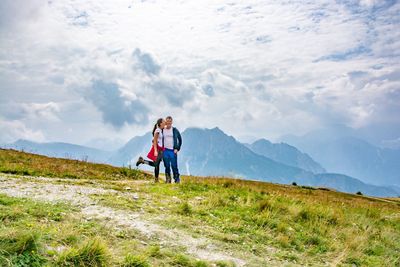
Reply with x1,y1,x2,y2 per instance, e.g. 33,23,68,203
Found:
136,118,165,182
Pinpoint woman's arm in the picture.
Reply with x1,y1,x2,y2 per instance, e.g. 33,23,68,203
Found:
153,132,159,157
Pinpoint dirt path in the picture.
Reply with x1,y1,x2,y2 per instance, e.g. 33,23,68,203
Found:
0,175,246,266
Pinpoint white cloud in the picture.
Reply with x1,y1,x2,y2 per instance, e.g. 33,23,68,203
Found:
0,102,61,122
22,102,61,121
0,0,399,144
0,119,45,143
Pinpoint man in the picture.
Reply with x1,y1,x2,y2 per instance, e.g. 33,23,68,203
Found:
163,116,182,183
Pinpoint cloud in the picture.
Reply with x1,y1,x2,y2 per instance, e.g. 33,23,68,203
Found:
85,80,149,129
199,69,247,95
381,137,400,149
0,102,61,121
0,119,45,143
0,0,45,32
1,0,400,144
132,48,161,75
130,48,203,108
311,68,400,128
150,75,200,107
315,45,372,62
358,0,396,9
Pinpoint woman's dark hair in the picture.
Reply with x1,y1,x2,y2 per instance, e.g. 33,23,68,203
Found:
152,118,164,136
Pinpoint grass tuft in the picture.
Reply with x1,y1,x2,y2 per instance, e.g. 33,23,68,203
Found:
258,199,273,212
0,231,42,255
122,254,149,267
172,254,192,266
178,202,193,216
56,238,109,266
146,245,162,258
0,231,46,267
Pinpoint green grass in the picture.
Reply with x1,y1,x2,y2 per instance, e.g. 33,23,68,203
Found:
79,176,400,265
1,149,400,266
0,192,219,266
96,177,400,266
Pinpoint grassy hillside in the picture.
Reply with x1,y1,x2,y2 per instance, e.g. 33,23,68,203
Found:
0,149,148,180
1,149,399,266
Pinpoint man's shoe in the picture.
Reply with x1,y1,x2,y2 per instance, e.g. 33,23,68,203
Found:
165,173,172,183
136,156,144,167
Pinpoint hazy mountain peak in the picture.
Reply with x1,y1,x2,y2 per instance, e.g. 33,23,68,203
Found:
247,138,326,174
252,138,272,146
14,139,36,145
184,126,223,134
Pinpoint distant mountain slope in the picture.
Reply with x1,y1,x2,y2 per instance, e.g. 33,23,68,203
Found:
180,127,314,184
107,132,152,167
305,173,398,197
246,139,325,173
2,139,110,163
282,133,400,187
84,137,125,152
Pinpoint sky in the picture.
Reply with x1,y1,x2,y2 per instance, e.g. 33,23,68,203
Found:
1,0,399,149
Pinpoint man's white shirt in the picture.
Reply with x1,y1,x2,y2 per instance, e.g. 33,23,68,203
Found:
163,127,174,149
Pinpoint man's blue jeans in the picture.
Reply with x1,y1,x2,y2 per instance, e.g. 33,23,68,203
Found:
163,149,180,183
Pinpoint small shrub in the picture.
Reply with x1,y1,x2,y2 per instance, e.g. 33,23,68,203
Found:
292,182,297,186
356,191,363,195
122,254,149,267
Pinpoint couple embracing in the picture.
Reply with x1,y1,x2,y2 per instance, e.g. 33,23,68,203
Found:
136,116,182,183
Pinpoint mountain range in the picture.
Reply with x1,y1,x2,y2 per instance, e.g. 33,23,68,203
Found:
244,139,325,174
2,127,399,197
282,130,400,187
